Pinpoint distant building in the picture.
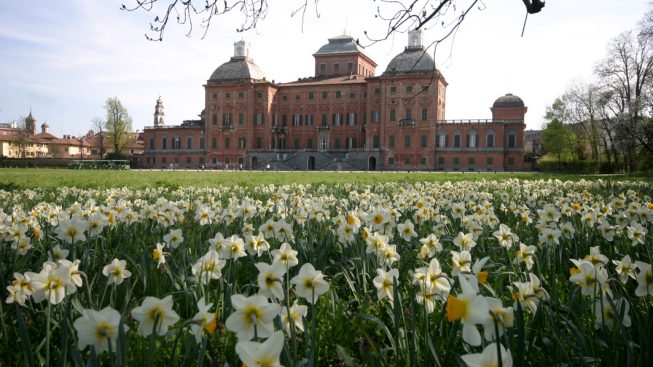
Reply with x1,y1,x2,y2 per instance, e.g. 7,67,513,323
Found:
524,129,543,156
142,31,527,171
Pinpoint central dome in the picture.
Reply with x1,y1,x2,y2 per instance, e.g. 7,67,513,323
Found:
314,35,366,55
209,57,266,82
383,47,435,75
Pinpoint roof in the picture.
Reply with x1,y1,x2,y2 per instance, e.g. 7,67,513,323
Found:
383,46,436,76
314,35,367,55
493,94,525,108
281,75,368,87
208,56,266,82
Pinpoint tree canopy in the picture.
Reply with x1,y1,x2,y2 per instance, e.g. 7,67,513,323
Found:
104,97,133,159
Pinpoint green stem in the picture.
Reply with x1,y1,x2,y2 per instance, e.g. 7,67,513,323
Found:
46,301,51,367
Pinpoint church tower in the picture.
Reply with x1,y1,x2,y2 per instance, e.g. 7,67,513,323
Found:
154,97,164,126
25,110,36,134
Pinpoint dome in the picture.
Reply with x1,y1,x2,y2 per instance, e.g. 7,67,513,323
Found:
209,56,266,81
314,35,366,55
493,93,524,108
383,47,435,75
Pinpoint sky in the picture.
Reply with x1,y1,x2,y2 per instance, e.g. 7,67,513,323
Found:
0,0,649,137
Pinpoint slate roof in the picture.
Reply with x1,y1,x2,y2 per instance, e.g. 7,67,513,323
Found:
314,35,367,55
383,46,436,76
208,56,266,81
493,94,525,108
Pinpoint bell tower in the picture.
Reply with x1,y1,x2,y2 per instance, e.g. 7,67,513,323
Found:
25,110,36,134
154,96,164,127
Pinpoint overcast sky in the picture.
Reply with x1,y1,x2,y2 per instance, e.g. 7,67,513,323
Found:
0,0,649,137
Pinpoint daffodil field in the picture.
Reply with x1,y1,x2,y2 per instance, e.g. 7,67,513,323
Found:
1,178,652,366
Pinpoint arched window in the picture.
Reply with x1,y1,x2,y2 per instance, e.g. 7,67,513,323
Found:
507,130,516,148
486,130,495,148
467,130,477,148
453,130,461,148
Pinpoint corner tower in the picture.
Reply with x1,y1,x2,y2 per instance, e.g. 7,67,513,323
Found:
154,96,165,127
313,35,377,78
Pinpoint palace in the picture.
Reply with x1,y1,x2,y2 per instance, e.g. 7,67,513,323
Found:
142,31,527,171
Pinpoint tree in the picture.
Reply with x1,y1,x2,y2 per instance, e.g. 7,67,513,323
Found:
104,97,133,159
91,116,107,159
121,0,545,42
595,29,653,171
541,99,577,164
562,82,603,161
12,116,30,158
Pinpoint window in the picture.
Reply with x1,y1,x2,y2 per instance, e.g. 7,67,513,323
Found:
405,108,412,120
373,135,380,149
349,92,356,99
307,138,313,149
420,156,427,165
174,157,179,164
199,157,205,164
487,133,495,148
374,87,381,95
320,138,327,150
186,157,192,164
421,85,429,92
257,92,263,98
335,138,341,149
333,113,342,125
406,85,413,93
347,62,353,73
256,137,262,149
468,133,477,148
421,108,428,121
187,137,192,149
508,157,515,165
421,135,427,147
149,137,155,150
508,134,516,148
238,92,245,98
254,113,264,125
294,138,300,149
282,115,287,126
293,114,302,126
390,109,396,121
348,112,356,125
320,63,326,73
321,114,327,125
347,137,356,149
272,114,276,125
390,86,397,93
295,95,300,101
282,95,288,101
212,138,217,149
453,157,460,165
405,135,411,148
308,92,315,100
388,157,395,165
239,112,244,125
225,92,231,98
225,138,230,149
469,157,476,165
238,138,246,149
487,157,493,165
334,63,340,73
223,113,232,126
199,137,205,149
438,134,447,147
454,134,461,148
161,137,167,150
389,135,395,148
438,157,445,165
212,93,217,99
212,114,218,125
335,91,342,99
322,91,328,99
237,157,243,166
403,156,410,165
372,111,380,122
162,157,167,164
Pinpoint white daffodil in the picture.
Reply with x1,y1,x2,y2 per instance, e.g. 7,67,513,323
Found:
190,297,216,343
30,262,71,305
73,306,126,353
102,258,132,285
446,276,489,346
163,228,184,249
131,295,180,336
460,342,513,367
271,242,299,268
290,263,329,304
255,261,287,301
373,268,399,303
225,294,281,341
397,220,418,242
235,330,285,367
281,300,308,334
191,250,226,284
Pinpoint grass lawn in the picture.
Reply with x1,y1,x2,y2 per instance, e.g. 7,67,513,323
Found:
0,168,651,189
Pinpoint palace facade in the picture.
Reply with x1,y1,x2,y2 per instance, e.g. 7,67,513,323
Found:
142,31,527,171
